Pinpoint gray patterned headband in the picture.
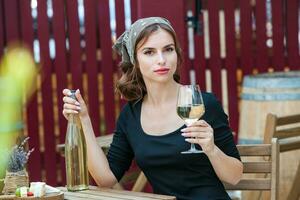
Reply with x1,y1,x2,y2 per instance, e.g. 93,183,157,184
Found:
112,17,174,65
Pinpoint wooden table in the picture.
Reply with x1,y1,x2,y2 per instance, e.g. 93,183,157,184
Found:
58,186,176,200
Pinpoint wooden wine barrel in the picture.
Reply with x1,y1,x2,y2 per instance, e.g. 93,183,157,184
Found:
239,71,300,143
238,71,300,200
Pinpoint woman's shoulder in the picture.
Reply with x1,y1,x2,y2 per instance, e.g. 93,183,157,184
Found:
118,100,142,120
202,92,226,117
202,92,215,99
202,92,220,106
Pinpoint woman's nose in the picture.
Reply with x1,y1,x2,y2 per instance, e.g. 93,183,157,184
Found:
157,52,166,65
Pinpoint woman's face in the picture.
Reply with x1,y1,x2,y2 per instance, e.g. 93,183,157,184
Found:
136,28,178,85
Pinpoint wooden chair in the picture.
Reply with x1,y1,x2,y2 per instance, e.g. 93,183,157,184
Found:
264,113,300,152
224,138,279,200
263,113,300,200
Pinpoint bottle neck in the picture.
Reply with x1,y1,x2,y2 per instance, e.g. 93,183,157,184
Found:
68,113,79,123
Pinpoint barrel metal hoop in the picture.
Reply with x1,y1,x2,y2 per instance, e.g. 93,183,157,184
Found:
242,93,300,101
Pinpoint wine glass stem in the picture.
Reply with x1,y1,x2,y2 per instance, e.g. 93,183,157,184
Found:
190,143,197,151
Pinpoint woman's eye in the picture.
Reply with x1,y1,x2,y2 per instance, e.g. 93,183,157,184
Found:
144,50,154,55
166,47,174,52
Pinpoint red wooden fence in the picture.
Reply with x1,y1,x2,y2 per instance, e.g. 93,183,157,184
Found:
0,0,299,188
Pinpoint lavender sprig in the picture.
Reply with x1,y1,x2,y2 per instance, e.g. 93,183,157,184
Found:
7,137,34,172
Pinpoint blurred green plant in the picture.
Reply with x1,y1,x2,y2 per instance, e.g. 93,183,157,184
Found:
0,43,38,188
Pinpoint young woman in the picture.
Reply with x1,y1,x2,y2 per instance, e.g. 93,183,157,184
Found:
62,17,243,200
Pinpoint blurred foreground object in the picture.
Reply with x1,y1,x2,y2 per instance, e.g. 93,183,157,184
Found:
0,44,38,193
2,137,34,194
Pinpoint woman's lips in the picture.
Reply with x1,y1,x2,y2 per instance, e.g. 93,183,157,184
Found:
154,68,170,75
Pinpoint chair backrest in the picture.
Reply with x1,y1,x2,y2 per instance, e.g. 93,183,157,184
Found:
224,138,279,200
264,113,300,152
263,113,300,200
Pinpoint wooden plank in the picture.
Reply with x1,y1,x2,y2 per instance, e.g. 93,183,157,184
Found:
207,0,222,99
181,1,192,85
263,113,277,143
194,11,207,90
57,134,113,156
130,0,138,23
58,186,176,200
223,0,239,136
275,127,300,139
243,161,271,173
19,0,41,182
237,144,271,156
0,0,4,57
173,0,190,84
255,0,269,72
132,172,147,192
37,0,57,185
97,0,116,134
66,0,83,91
83,0,100,136
240,0,254,75
4,0,19,43
115,0,125,38
114,0,127,108
279,138,300,152
0,194,62,199
95,187,175,200
276,114,300,126
271,138,279,199
95,134,114,147
52,0,69,185
25,96,41,182
224,179,271,190
224,139,278,197
20,0,33,48
271,0,285,71
286,0,300,70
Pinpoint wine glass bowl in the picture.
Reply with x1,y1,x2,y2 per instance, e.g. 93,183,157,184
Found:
177,85,205,154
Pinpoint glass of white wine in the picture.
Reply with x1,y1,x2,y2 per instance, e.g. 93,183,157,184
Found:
177,84,205,154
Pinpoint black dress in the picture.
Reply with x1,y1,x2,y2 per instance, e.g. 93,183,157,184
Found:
107,92,240,200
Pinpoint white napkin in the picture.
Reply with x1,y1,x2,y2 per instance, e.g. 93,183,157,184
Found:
29,182,61,197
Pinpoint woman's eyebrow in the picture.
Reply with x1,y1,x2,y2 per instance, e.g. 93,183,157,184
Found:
141,43,175,51
141,47,155,51
164,43,175,48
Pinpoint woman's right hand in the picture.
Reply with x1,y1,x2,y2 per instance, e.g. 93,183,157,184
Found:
62,89,89,120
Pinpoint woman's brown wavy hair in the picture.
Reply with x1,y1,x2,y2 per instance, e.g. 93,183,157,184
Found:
115,23,183,102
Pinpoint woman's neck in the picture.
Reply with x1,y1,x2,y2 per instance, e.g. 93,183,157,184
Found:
143,80,180,106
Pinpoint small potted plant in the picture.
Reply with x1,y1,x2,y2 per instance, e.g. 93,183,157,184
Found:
2,137,34,194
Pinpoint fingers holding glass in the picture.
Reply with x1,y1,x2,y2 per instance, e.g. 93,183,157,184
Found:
176,84,205,154
181,122,214,153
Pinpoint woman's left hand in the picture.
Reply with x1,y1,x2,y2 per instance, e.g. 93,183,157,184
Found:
181,120,215,155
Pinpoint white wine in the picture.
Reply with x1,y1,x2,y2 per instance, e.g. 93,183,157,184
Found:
177,85,205,153
177,104,205,125
65,91,89,191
